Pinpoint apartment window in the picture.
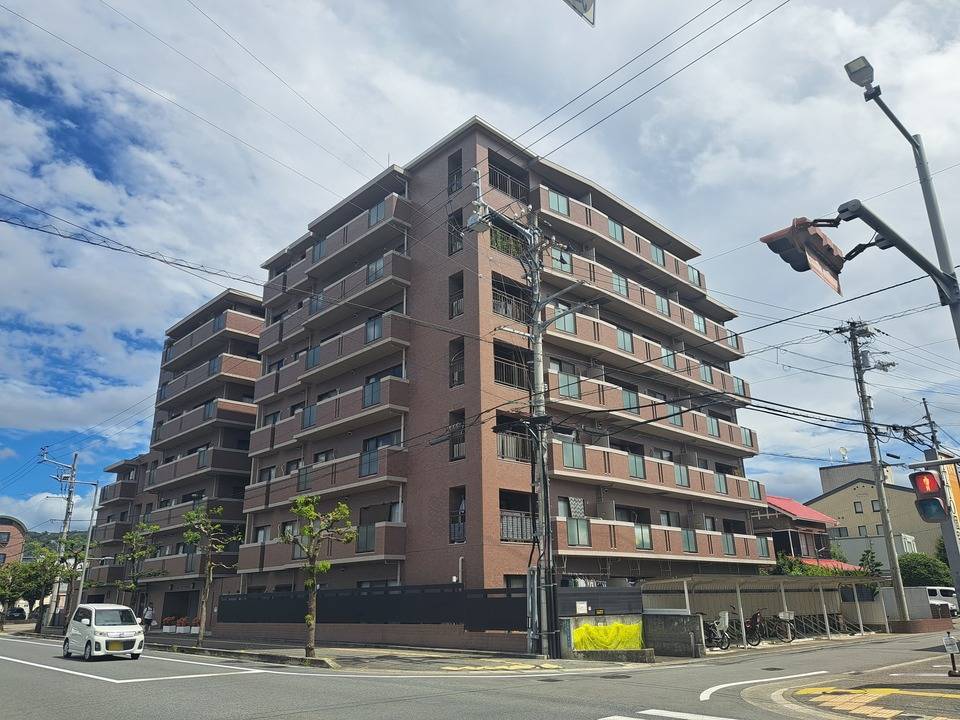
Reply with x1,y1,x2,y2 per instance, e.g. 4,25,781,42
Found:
449,410,466,461
550,247,572,272
687,266,702,286
871,500,881,512
449,487,466,544
554,301,576,333
655,294,670,316
748,479,761,500
360,431,398,477
733,377,745,396
289,402,304,417
314,449,334,464
667,403,683,426
0,532,9,545
359,317,383,346
562,441,586,470
448,209,463,255
704,516,718,532
311,238,325,263
617,326,634,353
628,453,645,479
876,524,885,536
449,337,465,387
366,256,385,284
705,472,725,498
655,448,673,462
254,526,269,544
447,149,462,194
699,364,713,384
858,525,868,537
681,528,698,553
726,333,740,350
660,510,680,527
831,526,850,538
650,244,666,267
622,388,640,414
661,347,676,370
740,427,754,447
548,190,569,216
706,416,720,437
854,501,863,514
752,536,769,558
368,199,385,227
607,218,624,242
317,388,337,402
693,313,707,334
448,272,464,318
612,272,628,297
551,359,580,399
285,459,301,476
262,411,280,427
674,464,690,487
258,466,276,484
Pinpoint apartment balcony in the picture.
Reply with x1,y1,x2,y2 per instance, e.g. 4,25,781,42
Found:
500,510,535,543
238,522,406,574
258,302,309,354
301,251,411,332
161,310,263,372
532,186,730,316
144,498,244,532
542,254,744,361
250,377,409,457
152,399,256,450
84,564,126,585
244,447,407,513
543,311,749,404
548,440,765,508
97,480,137,506
555,518,774,566
546,374,758,457
148,448,250,490
141,552,237,582
91,521,131,544
156,354,260,412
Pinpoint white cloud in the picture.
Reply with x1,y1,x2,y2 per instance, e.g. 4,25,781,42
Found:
0,447,17,460
0,489,95,537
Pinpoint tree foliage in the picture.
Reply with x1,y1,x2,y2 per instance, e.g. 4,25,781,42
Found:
830,544,848,563
898,552,952,587
858,548,883,576
936,537,948,565
182,505,242,647
114,523,163,601
0,562,26,629
280,499,355,658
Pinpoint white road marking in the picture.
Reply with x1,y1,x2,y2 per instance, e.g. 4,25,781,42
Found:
114,669,264,684
638,709,745,720
598,716,638,720
0,637,65,647
0,655,120,683
698,671,827,701
889,672,950,677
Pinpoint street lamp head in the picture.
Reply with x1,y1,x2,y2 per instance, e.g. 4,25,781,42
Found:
844,56,874,88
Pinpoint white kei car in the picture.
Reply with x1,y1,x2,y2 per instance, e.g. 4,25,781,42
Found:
62,604,145,661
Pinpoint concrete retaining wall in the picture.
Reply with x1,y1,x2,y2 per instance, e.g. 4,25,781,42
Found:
558,613,644,659
642,613,705,658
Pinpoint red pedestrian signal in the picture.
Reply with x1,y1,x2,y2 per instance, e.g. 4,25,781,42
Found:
908,470,949,523
760,218,846,295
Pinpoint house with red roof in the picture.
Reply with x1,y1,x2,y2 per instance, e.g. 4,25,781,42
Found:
750,495,861,571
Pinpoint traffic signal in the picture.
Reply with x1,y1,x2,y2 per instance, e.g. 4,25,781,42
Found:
760,218,846,295
908,470,949,523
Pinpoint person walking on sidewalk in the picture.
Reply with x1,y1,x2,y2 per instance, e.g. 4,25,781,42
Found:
142,602,154,634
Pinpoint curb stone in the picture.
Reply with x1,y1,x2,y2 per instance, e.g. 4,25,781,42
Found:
150,643,341,669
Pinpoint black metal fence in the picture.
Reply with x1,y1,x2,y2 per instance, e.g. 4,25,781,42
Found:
217,584,526,631
556,587,644,616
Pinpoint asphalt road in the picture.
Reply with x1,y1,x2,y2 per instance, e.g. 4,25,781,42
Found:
0,633,950,720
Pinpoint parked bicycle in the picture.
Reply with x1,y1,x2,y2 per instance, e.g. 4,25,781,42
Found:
698,611,731,650
727,605,764,646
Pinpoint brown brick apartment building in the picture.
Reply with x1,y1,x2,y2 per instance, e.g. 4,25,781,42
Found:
0,515,27,566
84,290,263,618
238,117,773,597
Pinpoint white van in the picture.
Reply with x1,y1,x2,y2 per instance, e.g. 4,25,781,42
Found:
62,604,144,661
927,587,959,617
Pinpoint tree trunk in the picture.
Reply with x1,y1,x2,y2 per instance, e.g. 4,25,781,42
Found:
198,558,212,647
305,584,316,658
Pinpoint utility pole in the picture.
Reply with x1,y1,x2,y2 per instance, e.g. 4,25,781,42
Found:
468,170,593,658
920,399,960,598
75,482,100,607
40,450,79,630
841,322,909,621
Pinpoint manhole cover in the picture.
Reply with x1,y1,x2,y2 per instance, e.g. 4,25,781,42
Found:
763,667,784,671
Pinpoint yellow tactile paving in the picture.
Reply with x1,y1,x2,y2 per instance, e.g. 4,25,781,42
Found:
795,684,960,720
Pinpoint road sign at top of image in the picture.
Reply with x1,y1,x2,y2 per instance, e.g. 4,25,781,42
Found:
760,218,846,295
909,469,949,523
562,0,596,25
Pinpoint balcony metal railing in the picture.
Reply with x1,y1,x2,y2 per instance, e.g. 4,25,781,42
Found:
490,226,524,258
500,510,534,542
493,356,528,389
449,514,465,544
492,288,526,322
489,165,527,201
356,524,375,553
497,431,532,462
449,357,464,387
448,169,463,194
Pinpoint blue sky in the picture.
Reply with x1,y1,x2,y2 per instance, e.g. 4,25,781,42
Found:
2,0,960,531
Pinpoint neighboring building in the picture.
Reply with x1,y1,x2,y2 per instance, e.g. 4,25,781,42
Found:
806,478,938,556
240,116,771,594
84,290,264,618
831,532,918,574
751,495,860,572
0,516,27,565
819,461,893,494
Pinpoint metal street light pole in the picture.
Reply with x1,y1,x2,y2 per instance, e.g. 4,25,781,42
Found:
75,481,100,606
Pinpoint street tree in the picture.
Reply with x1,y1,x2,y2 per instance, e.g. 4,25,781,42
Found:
936,537,948,565
114,522,163,607
59,537,90,623
858,548,884,576
20,543,63,632
182,505,242,647
279,499,355,658
0,562,26,630
898,552,951,587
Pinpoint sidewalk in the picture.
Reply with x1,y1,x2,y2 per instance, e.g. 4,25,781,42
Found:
788,655,960,720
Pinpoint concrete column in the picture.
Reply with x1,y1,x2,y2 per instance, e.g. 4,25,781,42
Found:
852,583,865,636
735,583,748,649
818,584,832,639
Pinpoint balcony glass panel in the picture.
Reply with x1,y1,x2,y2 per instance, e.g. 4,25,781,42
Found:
612,273,628,297
301,404,317,429
628,453,645,479
622,389,640,414
550,247,572,272
607,218,623,242
699,364,713,383
722,533,736,555
667,403,683,426
356,524,375,552
363,381,381,407
359,450,379,477
368,200,385,227
366,257,385,284
566,518,590,546
365,316,383,343
635,524,652,550
561,442,585,469
617,328,634,353
681,528,697,553
674,465,690,487
757,536,771,558
707,416,720,437
661,348,676,370
714,472,728,494
655,295,670,315
693,313,707,334
558,372,580,399
748,479,761,500
548,190,569,216
651,244,666,266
